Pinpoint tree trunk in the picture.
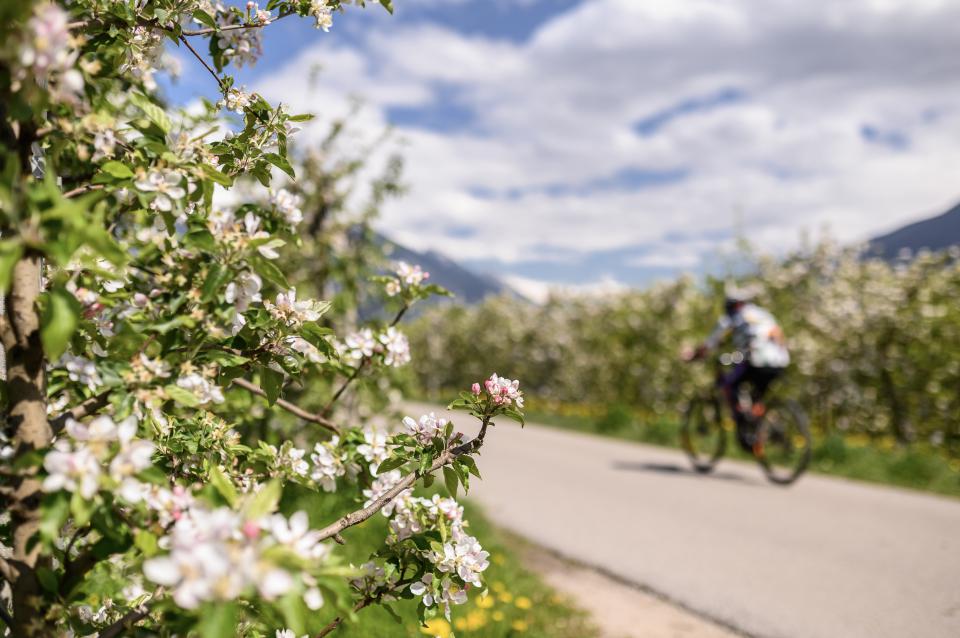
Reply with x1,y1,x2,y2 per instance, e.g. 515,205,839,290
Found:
3,252,52,636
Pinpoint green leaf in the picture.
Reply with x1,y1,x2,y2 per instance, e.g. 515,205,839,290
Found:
443,465,459,498
40,492,70,545
379,0,394,13
250,254,289,289
197,601,238,638
260,366,284,405
134,529,159,558
288,113,315,122
204,350,249,367
376,456,408,474
244,479,281,519
192,9,217,28
263,152,295,177
98,160,133,179
201,263,231,301
0,239,23,293
278,591,308,635
70,490,94,528
36,567,58,593
129,92,171,134
201,163,233,187
40,287,80,360
382,603,403,624
459,455,482,479
164,384,201,407
209,465,238,506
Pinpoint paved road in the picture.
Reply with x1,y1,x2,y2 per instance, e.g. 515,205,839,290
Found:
406,402,960,638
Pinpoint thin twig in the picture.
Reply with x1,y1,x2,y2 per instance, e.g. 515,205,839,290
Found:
178,34,225,89
50,391,112,435
181,11,295,36
315,597,374,638
97,604,151,638
63,183,105,199
321,303,410,416
232,377,340,435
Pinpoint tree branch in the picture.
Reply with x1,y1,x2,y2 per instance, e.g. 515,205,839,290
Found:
96,603,151,638
315,597,374,638
177,34,225,89
63,183,105,199
321,302,410,416
50,390,112,435
232,378,339,435
181,11,295,36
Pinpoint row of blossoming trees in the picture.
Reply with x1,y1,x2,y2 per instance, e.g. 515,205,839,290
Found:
0,1,526,636
409,241,960,457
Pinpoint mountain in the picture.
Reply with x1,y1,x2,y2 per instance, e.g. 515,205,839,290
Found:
868,201,960,259
380,237,517,304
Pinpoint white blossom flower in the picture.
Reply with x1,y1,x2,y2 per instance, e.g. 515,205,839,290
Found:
342,328,376,363
219,87,251,114
17,4,84,103
309,1,334,30
225,271,262,334
401,412,447,446
379,327,410,367
284,336,325,364
310,439,345,492
176,373,225,405
135,170,186,212
265,511,329,560
60,354,101,390
266,288,326,328
92,129,117,162
356,427,391,471
269,188,303,226
42,439,100,499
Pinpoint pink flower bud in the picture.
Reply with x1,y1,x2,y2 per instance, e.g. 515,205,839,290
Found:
242,520,260,539
471,383,481,395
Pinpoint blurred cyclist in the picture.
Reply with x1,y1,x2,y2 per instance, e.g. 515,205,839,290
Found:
684,284,790,452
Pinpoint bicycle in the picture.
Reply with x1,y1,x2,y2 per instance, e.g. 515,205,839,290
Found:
680,353,812,485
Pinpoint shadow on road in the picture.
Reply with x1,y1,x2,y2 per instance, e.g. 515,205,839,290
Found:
612,460,750,483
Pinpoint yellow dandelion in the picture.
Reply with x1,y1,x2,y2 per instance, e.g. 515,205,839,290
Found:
492,554,506,565
511,619,529,632
498,592,514,603
476,594,495,609
466,609,488,630
492,611,505,622
515,596,532,610
420,618,452,638
491,581,506,592
454,618,468,631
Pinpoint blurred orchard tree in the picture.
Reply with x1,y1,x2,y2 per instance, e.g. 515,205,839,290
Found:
0,1,525,636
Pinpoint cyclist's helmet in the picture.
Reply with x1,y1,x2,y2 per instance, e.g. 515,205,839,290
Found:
724,283,757,315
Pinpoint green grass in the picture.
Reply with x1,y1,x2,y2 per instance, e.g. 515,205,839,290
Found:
522,405,960,498
285,486,597,638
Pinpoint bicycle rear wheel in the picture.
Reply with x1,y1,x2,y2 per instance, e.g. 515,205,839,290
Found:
680,395,726,473
754,400,812,485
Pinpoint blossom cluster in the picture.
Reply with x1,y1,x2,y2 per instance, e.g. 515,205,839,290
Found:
384,261,430,297
43,415,155,501
143,506,328,610
14,4,84,103
474,373,525,408
337,326,411,368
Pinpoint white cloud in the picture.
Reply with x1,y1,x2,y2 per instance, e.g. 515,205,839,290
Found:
255,0,960,289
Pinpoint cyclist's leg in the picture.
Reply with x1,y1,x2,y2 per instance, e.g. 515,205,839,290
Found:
749,367,783,418
721,362,749,428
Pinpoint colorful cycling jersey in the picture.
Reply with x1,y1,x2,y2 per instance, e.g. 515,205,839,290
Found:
705,303,790,368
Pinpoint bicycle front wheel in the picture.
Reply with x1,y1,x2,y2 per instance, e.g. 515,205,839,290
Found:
754,400,812,485
680,395,726,473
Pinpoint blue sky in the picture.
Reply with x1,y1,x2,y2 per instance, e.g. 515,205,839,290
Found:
164,0,960,299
